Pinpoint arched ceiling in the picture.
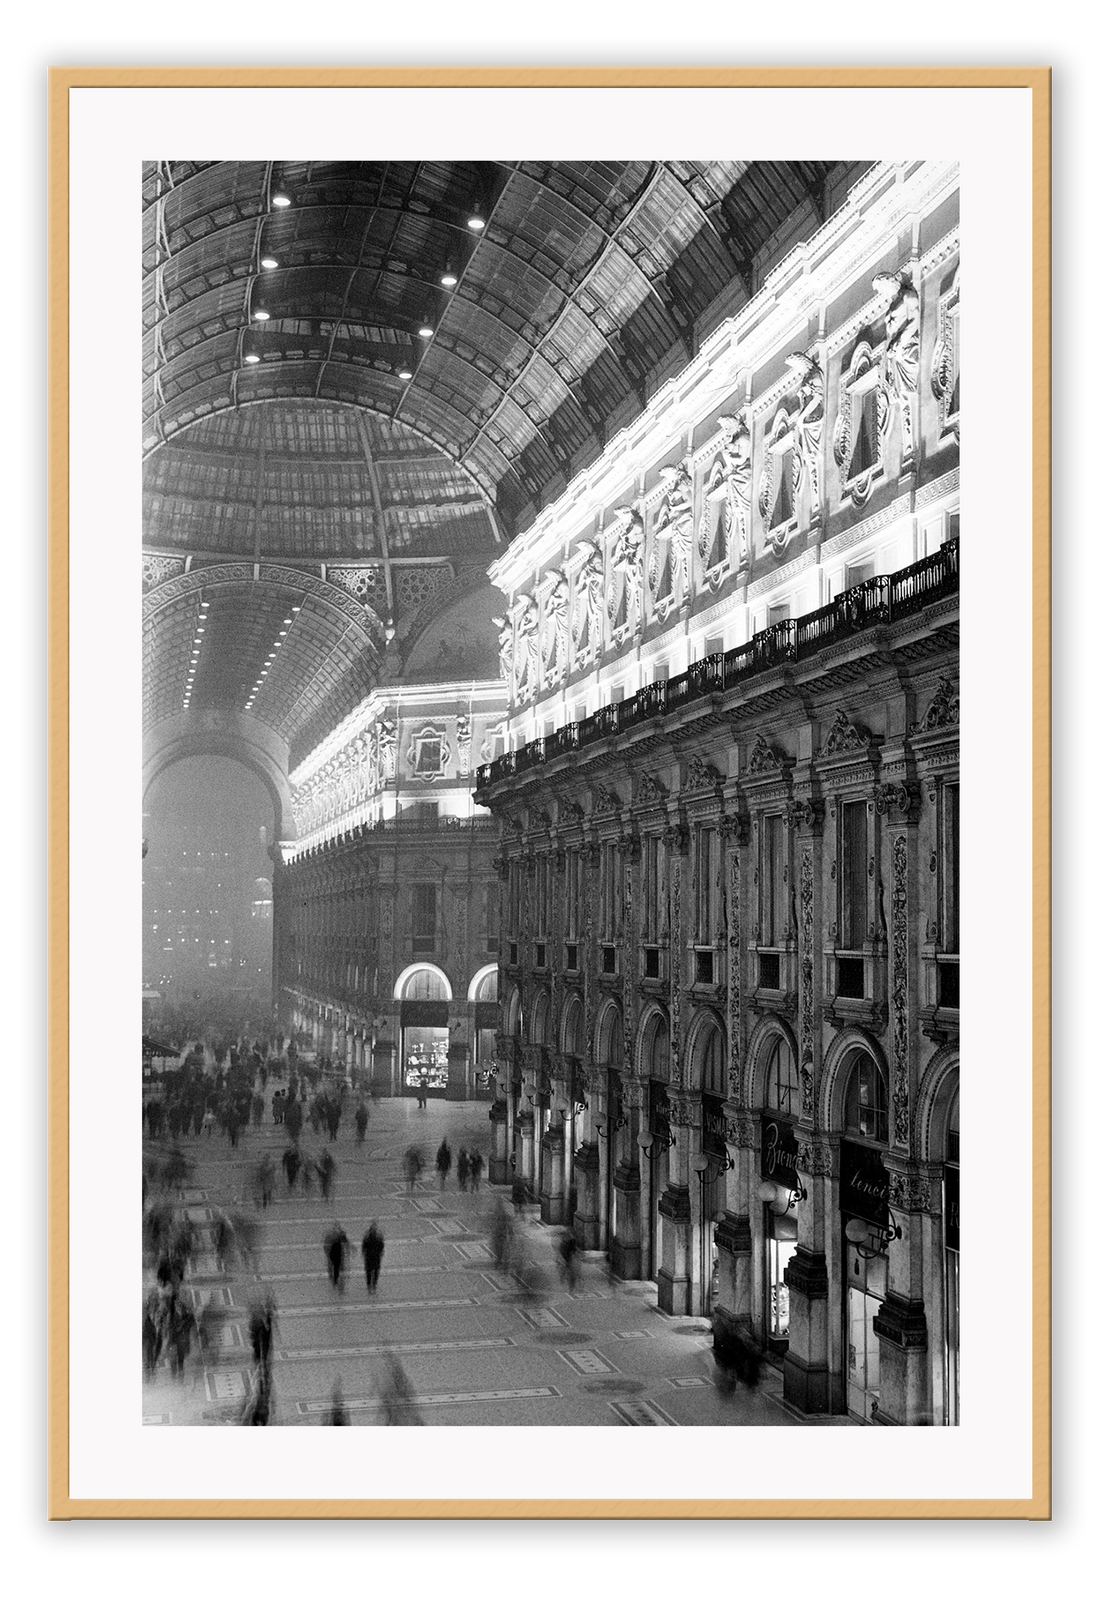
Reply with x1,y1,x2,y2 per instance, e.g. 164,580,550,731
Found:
142,157,866,772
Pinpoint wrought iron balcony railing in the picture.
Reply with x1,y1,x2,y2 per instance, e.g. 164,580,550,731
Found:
476,538,958,791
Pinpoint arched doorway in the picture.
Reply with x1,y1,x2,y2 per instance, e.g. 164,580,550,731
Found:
394,963,453,1091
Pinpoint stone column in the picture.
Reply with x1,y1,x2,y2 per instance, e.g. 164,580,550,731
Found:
656,1183,693,1314
713,1106,758,1340
573,1063,605,1249
611,1077,644,1278
872,1161,937,1424
784,1136,842,1414
446,1032,470,1102
490,1034,517,1184
515,1109,536,1203
539,1122,566,1224
372,1037,396,1099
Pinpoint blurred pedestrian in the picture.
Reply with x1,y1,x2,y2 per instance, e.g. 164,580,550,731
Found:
469,1149,484,1192
324,1223,351,1291
282,1144,301,1195
325,1377,349,1425
403,1146,423,1193
361,1222,385,1293
248,1292,277,1371
556,1227,578,1292
436,1138,452,1191
317,1149,336,1202
378,1351,421,1425
456,1148,470,1191
354,1100,370,1147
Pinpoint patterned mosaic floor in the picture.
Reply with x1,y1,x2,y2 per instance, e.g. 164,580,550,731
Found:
142,1098,852,1428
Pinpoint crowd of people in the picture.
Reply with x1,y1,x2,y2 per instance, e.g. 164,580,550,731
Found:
142,1021,761,1426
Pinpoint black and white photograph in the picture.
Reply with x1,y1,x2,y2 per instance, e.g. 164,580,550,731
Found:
138,154,961,1434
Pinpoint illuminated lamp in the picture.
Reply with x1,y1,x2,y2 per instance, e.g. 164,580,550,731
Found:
272,192,292,208
244,353,261,364
418,325,434,338
260,256,279,269
254,309,271,321
440,270,457,288
467,212,486,231
397,369,413,381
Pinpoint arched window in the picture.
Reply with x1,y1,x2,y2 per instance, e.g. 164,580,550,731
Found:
469,964,499,1003
394,964,451,1001
601,1006,624,1071
531,991,551,1047
764,1037,797,1115
641,1013,670,1080
843,1052,888,1142
561,996,583,1056
697,1021,725,1095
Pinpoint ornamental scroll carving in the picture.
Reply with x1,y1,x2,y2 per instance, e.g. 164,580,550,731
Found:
913,676,959,734
703,412,751,581
328,564,387,612
748,733,790,775
799,847,815,1120
833,338,887,507
142,552,186,591
725,847,742,1103
818,709,872,758
668,1089,700,1129
930,266,961,440
891,834,911,1148
889,1168,935,1216
455,713,472,775
685,756,724,792
636,771,668,804
786,351,824,523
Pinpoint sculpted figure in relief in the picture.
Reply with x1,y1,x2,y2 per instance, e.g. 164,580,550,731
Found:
609,508,644,641
705,411,752,570
655,462,695,601
786,351,825,520
510,593,538,703
873,271,921,461
571,541,604,664
377,718,398,780
491,615,514,689
541,569,569,686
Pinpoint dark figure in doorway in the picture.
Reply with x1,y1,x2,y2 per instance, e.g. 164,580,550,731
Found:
456,1148,470,1191
418,1077,430,1110
436,1139,452,1191
361,1222,385,1292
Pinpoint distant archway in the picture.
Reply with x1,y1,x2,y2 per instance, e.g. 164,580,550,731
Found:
393,963,453,1001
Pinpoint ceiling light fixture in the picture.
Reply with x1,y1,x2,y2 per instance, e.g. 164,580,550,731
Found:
397,368,413,381
467,212,486,231
418,325,434,338
440,270,457,288
245,353,261,364
260,256,279,270
254,309,271,322
272,192,292,208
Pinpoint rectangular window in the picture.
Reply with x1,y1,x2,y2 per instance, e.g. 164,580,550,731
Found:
765,603,790,629
694,825,716,943
600,843,619,938
485,886,499,954
411,884,436,952
642,834,660,938
564,849,580,940
942,781,960,954
415,739,442,775
839,800,869,950
761,813,785,947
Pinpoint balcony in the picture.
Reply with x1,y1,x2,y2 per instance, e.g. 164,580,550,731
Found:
475,538,958,792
